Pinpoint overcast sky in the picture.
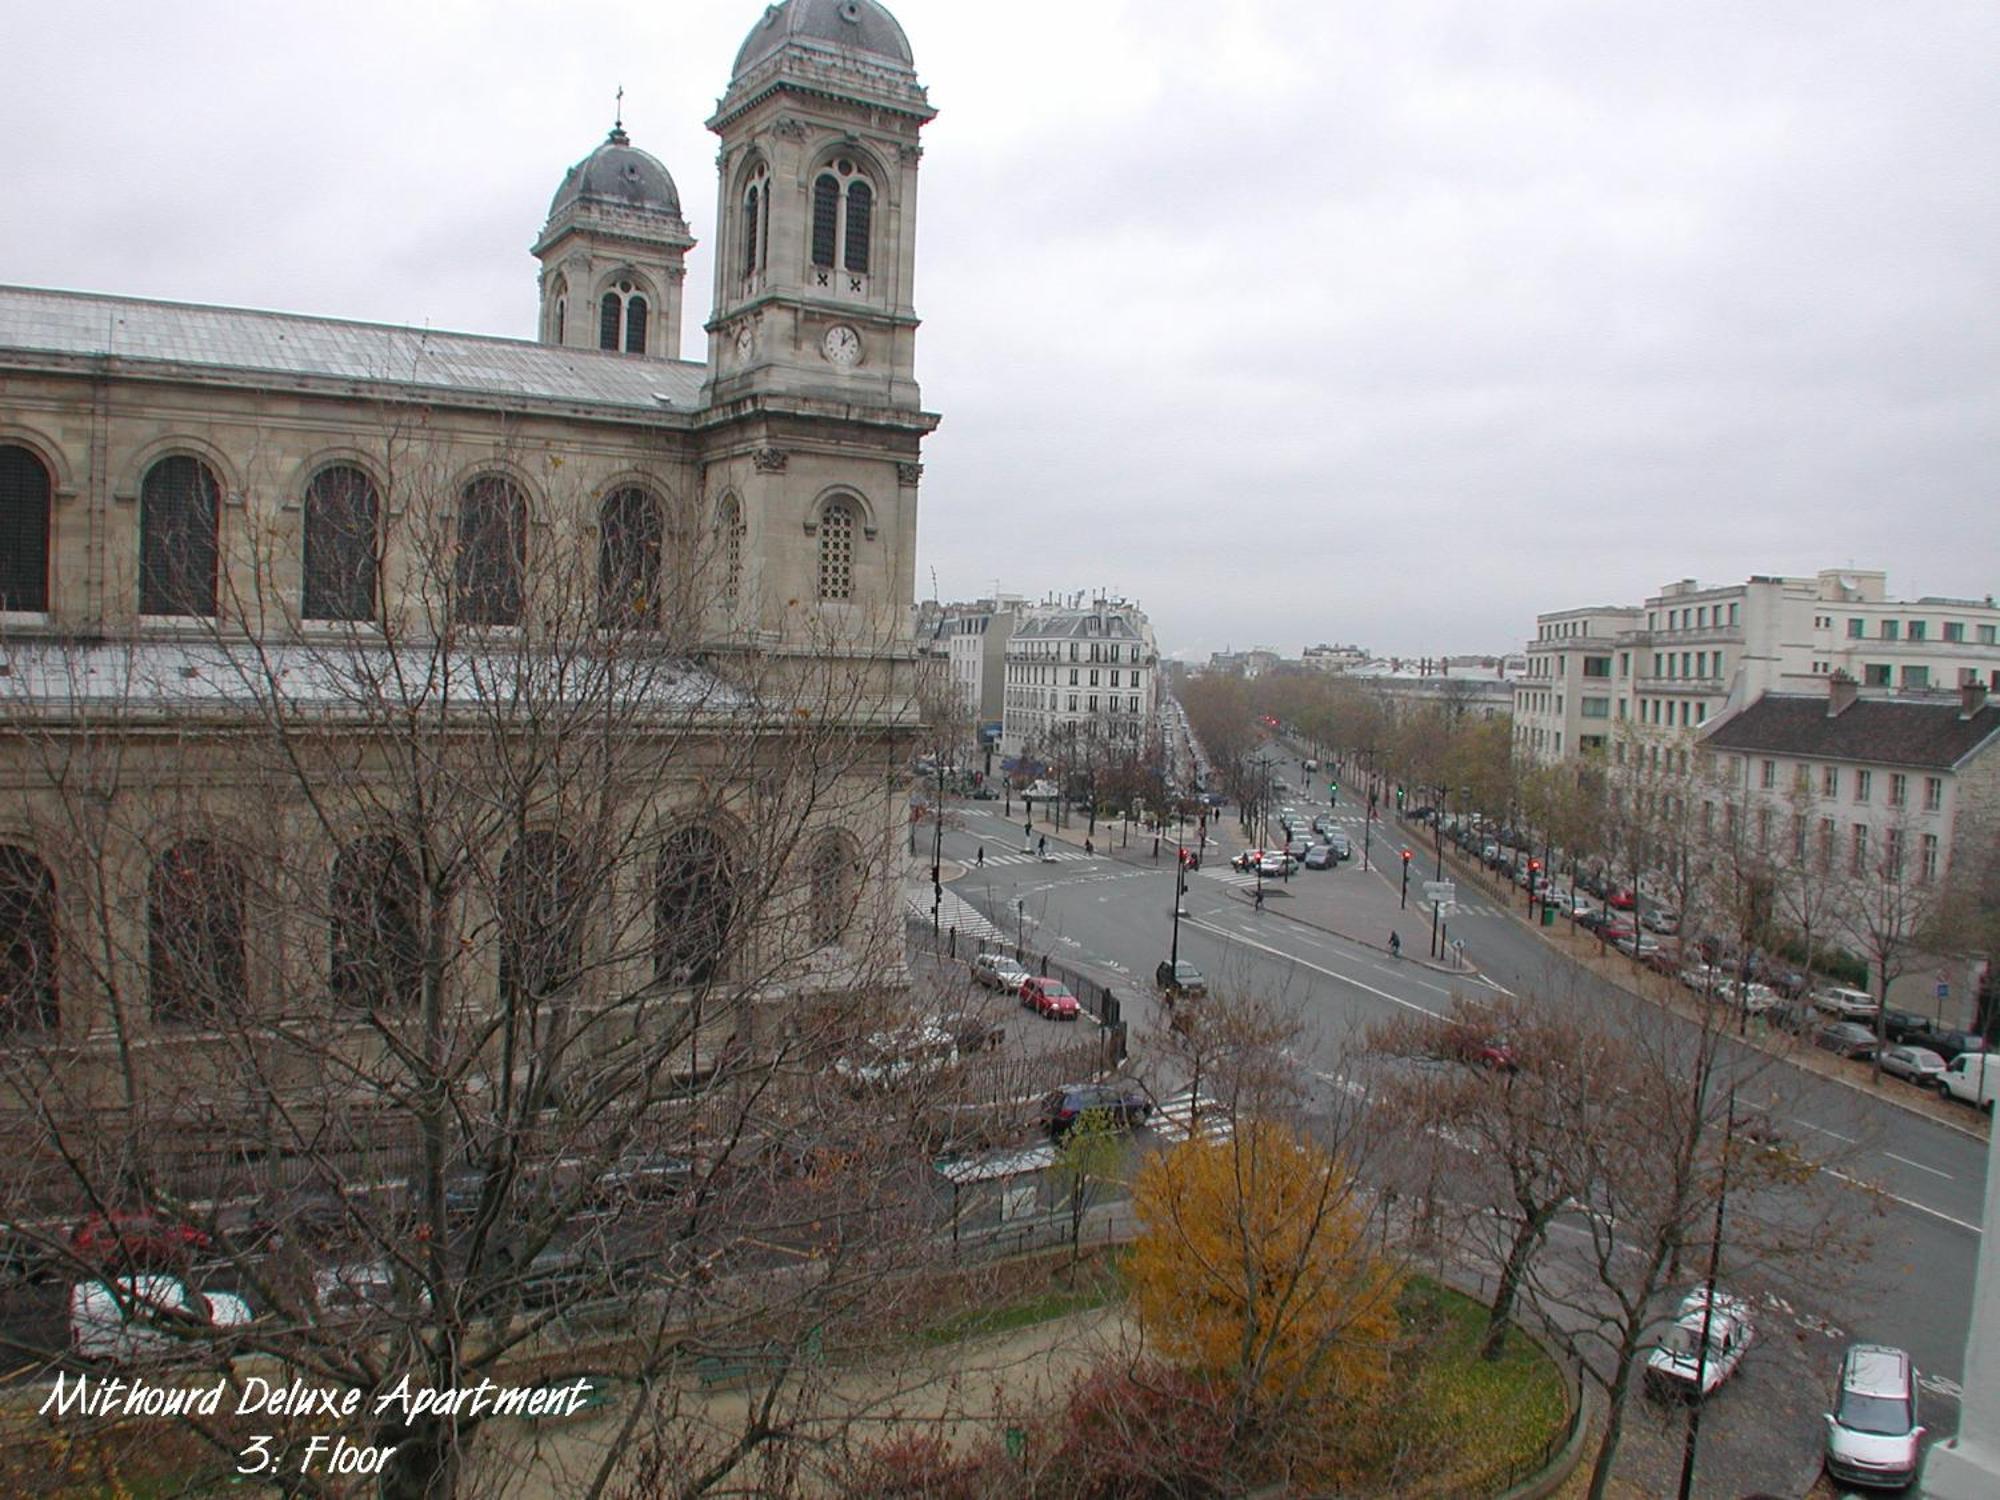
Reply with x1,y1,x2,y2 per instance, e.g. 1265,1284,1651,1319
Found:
6,1,1995,659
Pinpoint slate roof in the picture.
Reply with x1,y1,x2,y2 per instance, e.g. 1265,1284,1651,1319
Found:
0,285,708,415
1012,609,1145,642
1703,693,2000,771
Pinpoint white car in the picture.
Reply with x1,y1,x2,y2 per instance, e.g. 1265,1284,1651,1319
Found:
1646,1287,1754,1399
1813,986,1880,1022
70,1275,252,1361
1824,1343,1924,1490
833,1022,959,1091
970,951,1029,992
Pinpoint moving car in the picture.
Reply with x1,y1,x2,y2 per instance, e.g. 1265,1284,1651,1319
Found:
1154,959,1207,999
1814,1022,1879,1060
970,951,1030,992
1877,1045,1947,1088
1302,844,1336,870
1326,831,1352,860
1645,1287,1754,1399
1020,976,1081,1020
1823,1343,1924,1490
70,1274,253,1362
1256,853,1296,877
1038,1083,1151,1137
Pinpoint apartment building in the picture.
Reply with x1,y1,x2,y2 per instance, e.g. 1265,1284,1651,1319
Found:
1000,599,1158,759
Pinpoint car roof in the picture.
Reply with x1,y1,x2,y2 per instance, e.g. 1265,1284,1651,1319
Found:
1843,1344,1912,1396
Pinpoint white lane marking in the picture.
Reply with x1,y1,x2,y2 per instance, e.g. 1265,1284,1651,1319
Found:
1181,919,1440,1018
1795,1119,1858,1144
1884,1151,1952,1180
1822,1168,1980,1235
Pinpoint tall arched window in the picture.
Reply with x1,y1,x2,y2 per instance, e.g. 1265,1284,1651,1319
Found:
139,455,221,616
598,281,648,354
655,825,736,987
302,464,380,622
810,161,872,275
455,476,526,626
0,845,57,1031
0,445,51,613
715,495,743,611
741,184,761,276
599,487,663,630
817,498,856,601
149,839,246,1024
808,832,856,949
547,274,568,344
330,836,421,1010
499,833,584,1005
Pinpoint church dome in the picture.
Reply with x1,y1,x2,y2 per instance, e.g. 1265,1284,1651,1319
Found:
732,0,916,78
547,127,682,221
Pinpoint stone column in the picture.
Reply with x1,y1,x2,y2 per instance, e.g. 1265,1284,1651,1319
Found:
1922,1128,2000,1496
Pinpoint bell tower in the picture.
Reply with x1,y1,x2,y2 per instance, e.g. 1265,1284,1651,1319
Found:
704,0,934,410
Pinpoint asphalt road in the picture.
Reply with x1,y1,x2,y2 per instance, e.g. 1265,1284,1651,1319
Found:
934,785,1983,1496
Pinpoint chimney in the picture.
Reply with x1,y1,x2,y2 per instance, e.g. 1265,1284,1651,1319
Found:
1963,680,1990,720
1828,671,1859,718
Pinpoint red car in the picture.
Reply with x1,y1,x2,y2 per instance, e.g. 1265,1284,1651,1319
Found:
1435,1020,1519,1073
1020,977,1081,1020
1608,887,1637,911
68,1211,211,1269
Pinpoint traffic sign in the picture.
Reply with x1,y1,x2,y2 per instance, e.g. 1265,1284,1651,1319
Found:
1423,880,1456,905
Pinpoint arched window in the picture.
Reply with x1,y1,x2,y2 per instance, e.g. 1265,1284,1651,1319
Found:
597,280,649,355
139,455,221,616
817,498,856,601
741,185,760,276
655,825,736,987
715,495,743,611
149,839,246,1024
499,833,584,1004
547,274,568,344
455,476,526,626
555,298,566,344
330,836,421,1010
0,845,57,1031
808,832,856,949
598,487,663,630
0,445,51,612
810,161,873,275
302,464,379,622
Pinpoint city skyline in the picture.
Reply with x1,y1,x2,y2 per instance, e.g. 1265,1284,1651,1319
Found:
3,0,1992,656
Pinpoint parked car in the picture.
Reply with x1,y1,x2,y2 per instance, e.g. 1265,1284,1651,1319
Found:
1717,979,1779,1015
1608,887,1638,910
970,951,1030,992
1640,908,1681,935
1815,1022,1879,1060
1769,1001,1819,1035
1020,976,1081,1020
1938,1051,2000,1112
1155,959,1208,999
1878,1046,1948,1089
588,1150,695,1204
1614,931,1661,961
1680,964,1725,996
70,1275,253,1362
1814,986,1881,1022
1823,1343,1925,1490
933,1008,1006,1053
1039,1083,1152,1137
1880,1008,1935,1045
1645,1287,1754,1399
1917,1028,1988,1065
67,1212,211,1271
1432,1018,1519,1073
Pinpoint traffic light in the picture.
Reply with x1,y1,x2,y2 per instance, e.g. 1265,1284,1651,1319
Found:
1401,848,1412,865
1395,785,1406,810
1329,781,1338,804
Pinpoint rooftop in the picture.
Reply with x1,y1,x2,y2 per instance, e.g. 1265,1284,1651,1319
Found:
1703,692,2000,771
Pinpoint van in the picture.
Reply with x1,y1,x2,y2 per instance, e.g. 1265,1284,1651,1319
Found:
1823,1343,1923,1489
1939,1051,1999,1112
69,1275,253,1361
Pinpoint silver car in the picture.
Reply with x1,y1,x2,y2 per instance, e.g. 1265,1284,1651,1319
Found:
1878,1045,1947,1088
1824,1343,1923,1489
970,951,1029,992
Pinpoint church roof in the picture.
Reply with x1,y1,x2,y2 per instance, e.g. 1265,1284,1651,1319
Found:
546,126,683,222
733,0,916,77
0,285,708,415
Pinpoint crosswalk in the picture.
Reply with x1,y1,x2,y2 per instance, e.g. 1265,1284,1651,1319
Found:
905,885,1002,941
971,847,1092,868
1151,1090,1231,1143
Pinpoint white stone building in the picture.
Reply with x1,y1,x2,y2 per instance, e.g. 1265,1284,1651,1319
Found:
1000,599,1158,760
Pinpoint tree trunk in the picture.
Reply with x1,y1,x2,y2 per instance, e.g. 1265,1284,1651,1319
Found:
1481,1209,1552,1361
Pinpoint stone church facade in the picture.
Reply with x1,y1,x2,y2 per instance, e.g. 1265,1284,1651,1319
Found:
0,0,937,1129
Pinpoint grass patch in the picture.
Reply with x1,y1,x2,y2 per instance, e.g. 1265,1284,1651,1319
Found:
920,1250,1128,1346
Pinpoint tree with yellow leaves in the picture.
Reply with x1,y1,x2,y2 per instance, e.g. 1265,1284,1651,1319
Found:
1130,1118,1403,1448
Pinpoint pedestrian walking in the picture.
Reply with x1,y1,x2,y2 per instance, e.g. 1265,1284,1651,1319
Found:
976,845,984,867
1389,930,1402,958
1084,837,1093,856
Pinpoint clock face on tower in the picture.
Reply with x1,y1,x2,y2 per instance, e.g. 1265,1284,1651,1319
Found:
734,324,754,359
822,324,862,368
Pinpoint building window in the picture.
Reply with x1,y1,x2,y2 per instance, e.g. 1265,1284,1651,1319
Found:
330,836,420,1010
0,444,52,612
1888,773,1907,808
1880,620,1900,640
1817,818,1835,870
817,499,856,600
1760,759,1776,789
1884,826,1905,878
714,495,744,611
1901,665,1930,689
1921,833,1940,884
810,160,873,275
1854,769,1872,802
0,845,57,1031
1822,765,1838,797
1925,776,1943,812
455,476,527,626
139,455,222,616
598,282,648,354
1945,621,1966,643
741,163,770,278
1791,814,1807,862
809,832,855,949
655,825,735,987
498,833,585,1005
1580,696,1609,719
149,839,246,1024
302,464,380,622
1756,806,1772,850
1908,620,1927,642
1865,664,1891,687
1583,656,1611,678
1847,619,1864,639
598,487,664,629
1849,823,1868,875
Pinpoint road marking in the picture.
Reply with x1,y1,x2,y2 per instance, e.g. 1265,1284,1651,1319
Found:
1883,1151,1952,1180
1795,1119,1858,1144
1822,1168,1980,1234
1181,918,1441,1019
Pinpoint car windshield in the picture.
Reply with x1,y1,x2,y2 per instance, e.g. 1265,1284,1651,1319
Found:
1836,1389,1913,1436
1659,1324,1710,1359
